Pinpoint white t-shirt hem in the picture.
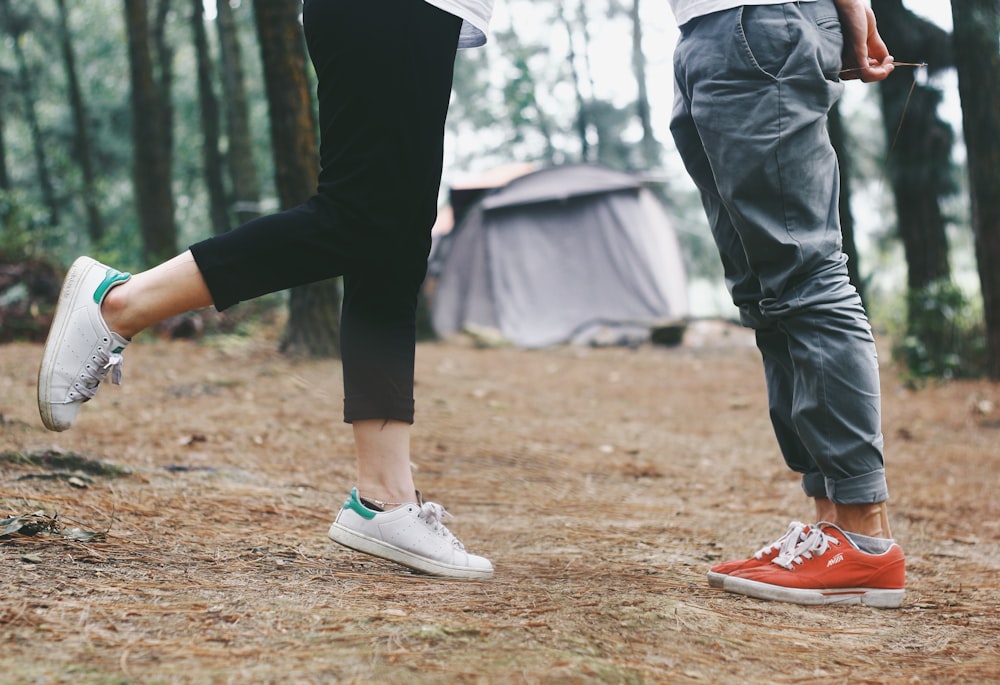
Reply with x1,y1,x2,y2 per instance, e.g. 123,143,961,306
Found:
668,0,817,27
424,0,492,48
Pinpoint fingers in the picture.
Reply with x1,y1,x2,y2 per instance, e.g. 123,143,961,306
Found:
839,4,895,83
856,56,895,83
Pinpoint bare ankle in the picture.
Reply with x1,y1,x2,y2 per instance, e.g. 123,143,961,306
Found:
100,284,138,339
832,502,892,539
813,496,835,522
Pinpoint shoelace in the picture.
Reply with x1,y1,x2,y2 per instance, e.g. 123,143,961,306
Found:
771,526,839,570
75,347,124,400
752,520,809,560
417,501,465,550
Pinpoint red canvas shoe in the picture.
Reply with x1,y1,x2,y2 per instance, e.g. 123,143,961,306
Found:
723,522,905,608
707,521,810,588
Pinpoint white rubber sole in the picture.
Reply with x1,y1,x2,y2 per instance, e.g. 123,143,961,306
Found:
327,522,494,580
707,570,726,589
723,574,905,608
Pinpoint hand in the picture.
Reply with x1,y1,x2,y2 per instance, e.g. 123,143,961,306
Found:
834,1,895,82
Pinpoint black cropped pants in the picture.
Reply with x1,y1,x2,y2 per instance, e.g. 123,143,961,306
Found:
189,0,461,423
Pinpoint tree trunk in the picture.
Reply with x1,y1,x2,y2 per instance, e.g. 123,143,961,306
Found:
124,0,177,264
556,2,590,162
872,0,957,375
952,0,1000,378
871,0,954,295
6,9,59,228
877,82,952,293
216,0,261,225
253,0,340,358
55,0,104,244
152,0,174,160
191,0,230,235
0,83,10,230
631,0,659,170
0,86,9,193
827,103,864,301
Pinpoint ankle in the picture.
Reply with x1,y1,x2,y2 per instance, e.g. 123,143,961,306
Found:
813,496,835,522
100,284,139,339
832,501,892,539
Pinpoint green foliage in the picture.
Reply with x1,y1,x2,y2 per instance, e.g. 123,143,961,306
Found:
0,0,273,271
892,279,987,382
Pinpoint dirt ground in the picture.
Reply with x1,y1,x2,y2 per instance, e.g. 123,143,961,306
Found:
1,319,998,684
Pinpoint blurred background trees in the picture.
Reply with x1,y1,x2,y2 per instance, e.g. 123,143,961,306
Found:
0,0,996,377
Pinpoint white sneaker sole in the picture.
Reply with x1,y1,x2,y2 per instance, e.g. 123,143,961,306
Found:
706,570,726,588
723,574,904,608
38,257,101,432
327,522,494,580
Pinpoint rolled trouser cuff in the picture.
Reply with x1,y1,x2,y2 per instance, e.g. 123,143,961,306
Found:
824,469,889,504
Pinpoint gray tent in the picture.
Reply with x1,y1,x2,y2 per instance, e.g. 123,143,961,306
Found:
428,164,689,348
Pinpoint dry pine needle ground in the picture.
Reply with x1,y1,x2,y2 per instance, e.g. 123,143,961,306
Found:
1,322,998,684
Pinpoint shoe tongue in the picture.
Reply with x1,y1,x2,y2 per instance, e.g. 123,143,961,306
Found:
110,331,131,349
816,522,858,549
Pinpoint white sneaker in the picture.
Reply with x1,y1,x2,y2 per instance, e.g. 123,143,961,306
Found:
38,257,131,431
328,488,494,580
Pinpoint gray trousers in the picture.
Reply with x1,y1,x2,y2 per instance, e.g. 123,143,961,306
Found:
670,0,888,504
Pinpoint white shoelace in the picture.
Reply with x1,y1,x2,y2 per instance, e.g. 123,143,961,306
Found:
417,501,465,550
753,521,809,561
75,347,124,400
772,526,840,570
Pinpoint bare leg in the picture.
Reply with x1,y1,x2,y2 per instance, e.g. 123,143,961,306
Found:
101,251,213,339
101,252,418,507
353,419,417,507
814,497,836,523
815,496,890,538
832,501,892,539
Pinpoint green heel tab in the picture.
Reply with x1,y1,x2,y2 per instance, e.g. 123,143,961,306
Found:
93,268,131,305
343,487,377,520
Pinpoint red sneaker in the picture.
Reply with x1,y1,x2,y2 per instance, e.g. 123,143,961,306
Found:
707,521,810,588
723,523,905,608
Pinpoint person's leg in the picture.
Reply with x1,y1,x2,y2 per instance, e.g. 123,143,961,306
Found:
100,251,211,339
670,30,826,499
304,0,490,578
673,1,902,605
37,195,358,433
39,0,490,577
671,59,824,589
353,419,416,506
302,0,454,499
677,1,890,516
340,267,424,506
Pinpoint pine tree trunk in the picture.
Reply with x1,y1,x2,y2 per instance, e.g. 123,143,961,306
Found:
216,0,261,225
952,0,1000,378
872,0,955,348
253,0,341,358
191,0,230,235
557,2,590,163
631,0,660,170
55,0,104,244
0,88,9,193
873,0,953,284
124,0,177,265
9,15,59,228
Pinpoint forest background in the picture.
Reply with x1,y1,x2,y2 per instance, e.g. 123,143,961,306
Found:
2,2,1000,683
1,0,1000,373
